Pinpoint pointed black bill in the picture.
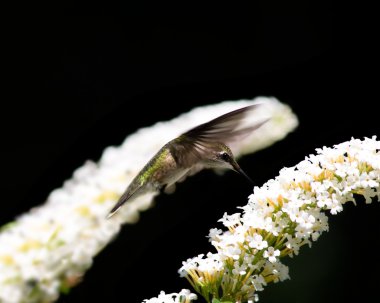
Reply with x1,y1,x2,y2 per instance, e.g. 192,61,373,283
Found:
230,160,254,185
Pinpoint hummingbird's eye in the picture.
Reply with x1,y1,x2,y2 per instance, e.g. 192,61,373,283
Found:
220,152,230,162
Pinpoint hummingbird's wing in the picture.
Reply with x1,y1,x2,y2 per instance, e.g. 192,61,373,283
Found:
172,104,269,166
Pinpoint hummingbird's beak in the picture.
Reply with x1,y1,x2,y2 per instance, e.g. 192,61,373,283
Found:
230,160,254,185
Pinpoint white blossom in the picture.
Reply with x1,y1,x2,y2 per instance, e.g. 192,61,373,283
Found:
142,289,197,303
248,234,268,250
180,137,380,302
208,228,223,242
263,247,280,263
251,274,267,291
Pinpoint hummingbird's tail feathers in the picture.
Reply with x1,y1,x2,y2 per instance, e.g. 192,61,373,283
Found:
106,185,142,219
106,201,125,219
106,207,120,219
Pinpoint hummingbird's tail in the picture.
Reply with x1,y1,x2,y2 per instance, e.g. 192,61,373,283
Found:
106,200,125,219
106,186,141,219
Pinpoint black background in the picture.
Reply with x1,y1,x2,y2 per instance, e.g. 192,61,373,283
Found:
2,6,379,303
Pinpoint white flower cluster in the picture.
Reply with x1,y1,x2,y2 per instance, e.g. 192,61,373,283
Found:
179,137,380,302
0,98,298,303
142,289,197,303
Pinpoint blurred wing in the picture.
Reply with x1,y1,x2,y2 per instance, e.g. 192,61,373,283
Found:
170,104,269,166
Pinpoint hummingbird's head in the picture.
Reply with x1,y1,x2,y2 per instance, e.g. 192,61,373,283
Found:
208,143,254,184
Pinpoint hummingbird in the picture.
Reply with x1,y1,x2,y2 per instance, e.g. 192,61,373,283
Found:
107,104,269,218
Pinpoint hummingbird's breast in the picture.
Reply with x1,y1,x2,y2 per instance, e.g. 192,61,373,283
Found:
139,145,188,188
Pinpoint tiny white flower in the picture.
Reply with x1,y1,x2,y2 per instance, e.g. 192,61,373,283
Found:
208,228,222,242
252,274,267,291
285,235,301,256
248,234,268,250
263,247,280,263
232,261,248,276
219,212,241,227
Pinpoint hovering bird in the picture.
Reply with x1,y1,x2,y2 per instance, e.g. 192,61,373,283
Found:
107,104,269,218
